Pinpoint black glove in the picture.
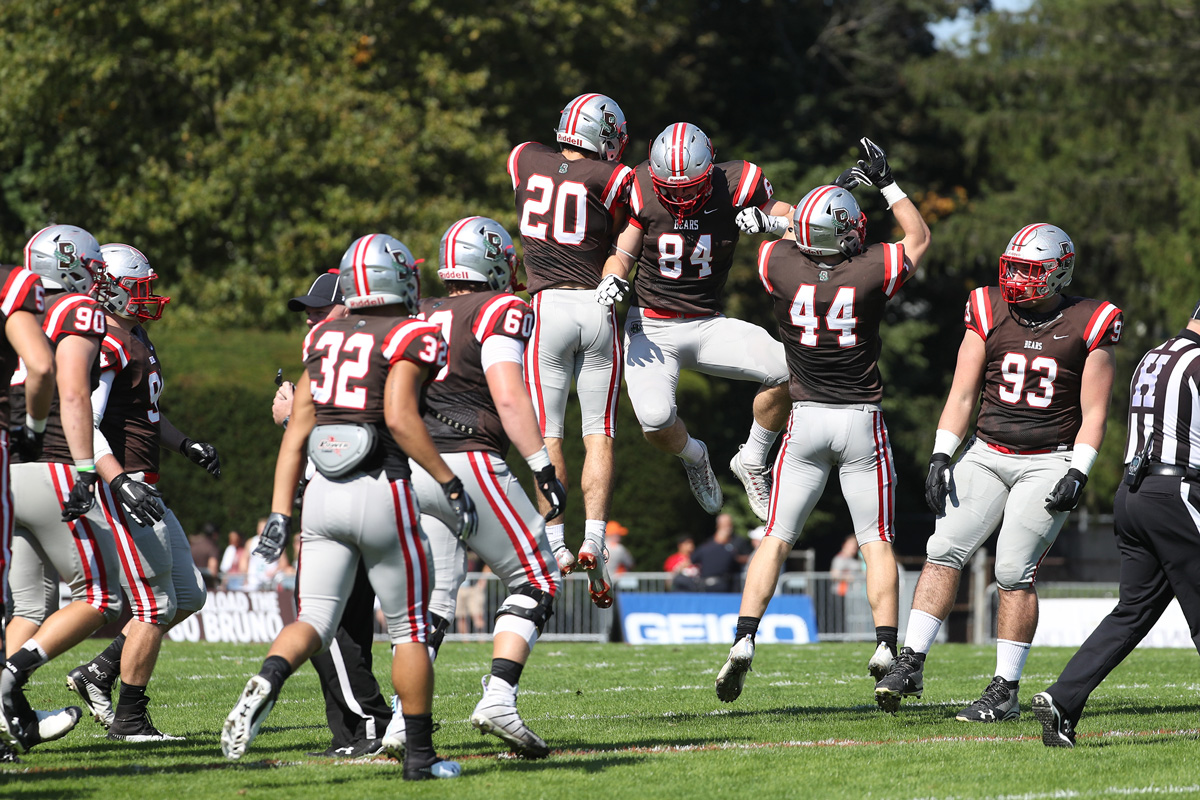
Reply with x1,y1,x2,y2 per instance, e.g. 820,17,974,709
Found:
856,137,894,188
833,166,871,191
61,471,100,522
441,476,478,540
10,424,45,462
1045,468,1088,512
534,463,567,522
924,454,952,515
109,472,165,527
180,438,221,478
253,512,291,564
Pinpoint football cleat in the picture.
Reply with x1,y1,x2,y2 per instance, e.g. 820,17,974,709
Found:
36,706,83,743
66,663,116,728
578,540,613,609
0,742,19,763
0,668,34,754
221,676,276,760
469,676,549,759
867,642,895,683
404,757,462,781
715,636,755,703
730,446,772,521
1032,691,1076,748
874,646,925,713
382,694,406,760
107,701,184,742
553,544,578,575
956,676,1020,722
309,739,384,759
682,440,723,515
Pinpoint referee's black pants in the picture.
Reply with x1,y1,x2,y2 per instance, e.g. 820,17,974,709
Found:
1045,477,1200,724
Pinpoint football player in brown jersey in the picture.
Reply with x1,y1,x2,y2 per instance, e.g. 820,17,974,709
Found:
596,122,795,521
62,244,215,741
714,139,931,705
222,233,470,781
2,225,120,756
876,224,1121,722
509,93,632,601
391,216,565,759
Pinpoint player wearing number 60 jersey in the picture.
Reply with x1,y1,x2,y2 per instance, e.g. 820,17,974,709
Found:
508,93,633,592
877,223,1121,725
715,139,931,710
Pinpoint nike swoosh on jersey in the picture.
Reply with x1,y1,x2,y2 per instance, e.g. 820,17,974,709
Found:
1053,334,1069,340
704,208,719,214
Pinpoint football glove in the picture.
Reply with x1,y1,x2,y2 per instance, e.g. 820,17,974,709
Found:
253,512,291,564
110,473,165,527
595,274,629,306
534,463,567,522
1045,468,1088,512
924,454,952,515
735,207,789,236
180,438,222,478
834,166,872,190
10,424,45,462
441,477,478,540
856,137,894,189
61,471,100,522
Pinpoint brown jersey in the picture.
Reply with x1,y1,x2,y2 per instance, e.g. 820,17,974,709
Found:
508,142,634,294
627,159,774,315
10,291,106,464
302,313,446,481
759,240,910,404
966,287,1123,450
97,323,164,476
419,291,533,457
0,265,45,425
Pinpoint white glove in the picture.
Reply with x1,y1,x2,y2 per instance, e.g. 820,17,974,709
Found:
735,207,789,235
595,274,630,306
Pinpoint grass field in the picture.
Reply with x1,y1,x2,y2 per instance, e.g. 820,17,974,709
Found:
4,640,1199,799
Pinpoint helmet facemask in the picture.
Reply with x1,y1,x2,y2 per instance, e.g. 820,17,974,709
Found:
112,274,170,321
998,224,1075,304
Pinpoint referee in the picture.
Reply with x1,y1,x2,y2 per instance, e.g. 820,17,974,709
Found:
1033,302,1200,747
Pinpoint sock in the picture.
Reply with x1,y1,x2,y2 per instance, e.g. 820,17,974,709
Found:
490,657,524,687
93,633,127,679
402,712,436,763
741,422,779,468
546,523,566,552
995,639,1031,682
904,609,942,654
258,655,294,696
583,519,606,549
116,682,148,717
677,437,705,466
6,641,49,683
875,626,898,658
735,616,760,644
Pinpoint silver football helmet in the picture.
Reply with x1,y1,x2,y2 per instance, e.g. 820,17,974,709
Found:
338,234,420,313
555,93,629,163
999,223,1075,303
438,216,518,292
648,123,715,220
791,185,867,258
99,243,171,321
24,224,105,294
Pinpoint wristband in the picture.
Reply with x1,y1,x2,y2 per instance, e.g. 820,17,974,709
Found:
881,182,907,208
1071,444,1099,476
525,446,551,473
932,429,962,459
25,414,47,433
75,459,95,473
612,246,637,262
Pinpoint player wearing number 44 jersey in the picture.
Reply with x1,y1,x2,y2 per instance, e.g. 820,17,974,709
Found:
716,139,931,706
597,122,794,521
509,93,632,601
876,223,1121,723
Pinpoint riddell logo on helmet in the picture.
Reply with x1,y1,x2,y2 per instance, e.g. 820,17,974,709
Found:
347,295,389,309
439,269,474,281
558,134,587,148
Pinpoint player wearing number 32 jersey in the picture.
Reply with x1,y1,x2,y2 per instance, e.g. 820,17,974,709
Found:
877,222,1121,726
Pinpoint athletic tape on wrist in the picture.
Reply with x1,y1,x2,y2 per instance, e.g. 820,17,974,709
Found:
932,429,962,459
526,446,551,473
881,182,907,208
1071,444,1098,476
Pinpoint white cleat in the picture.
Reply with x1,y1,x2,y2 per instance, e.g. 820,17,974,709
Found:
469,677,549,759
730,446,773,521
36,707,82,744
867,642,895,683
221,676,275,761
682,440,723,515
382,694,405,760
715,637,755,703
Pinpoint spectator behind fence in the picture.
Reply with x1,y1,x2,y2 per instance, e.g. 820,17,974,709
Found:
830,534,864,596
665,535,700,591
605,520,635,575
190,521,222,589
691,513,751,592
221,530,247,590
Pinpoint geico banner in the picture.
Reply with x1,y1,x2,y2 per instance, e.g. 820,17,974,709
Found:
167,589,296,644
1033,598,1193,648
620,593,818,645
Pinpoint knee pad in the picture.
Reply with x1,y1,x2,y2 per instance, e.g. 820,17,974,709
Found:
993,559,1034,591
925,532,968,571
427,612,451,658
634,397,677,432
494,585,555,639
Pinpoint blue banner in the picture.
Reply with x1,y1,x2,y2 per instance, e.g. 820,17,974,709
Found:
619,593,818,645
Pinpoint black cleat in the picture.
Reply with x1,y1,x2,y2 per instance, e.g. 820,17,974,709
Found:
106,700,183,742
1032,692,1076,748
308,739,384,759
66,664,116,729
874,646,925,713
957,676,1020,722
403,756,462,781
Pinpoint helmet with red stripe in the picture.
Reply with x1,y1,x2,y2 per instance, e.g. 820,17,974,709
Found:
437,216,517,292
99,243,171,321
338,234,420,313
648,123,715,220
555,93,629,163
999,223,1074,304
24,224,106,294
791,185,866,258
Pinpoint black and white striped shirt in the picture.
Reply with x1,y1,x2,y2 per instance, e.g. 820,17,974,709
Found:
1124,328,1200,468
